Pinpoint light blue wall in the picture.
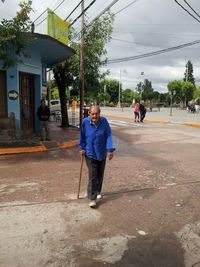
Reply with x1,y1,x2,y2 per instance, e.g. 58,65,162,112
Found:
0,46,43,139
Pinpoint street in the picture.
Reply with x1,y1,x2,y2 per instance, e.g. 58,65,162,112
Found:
0,118,200,267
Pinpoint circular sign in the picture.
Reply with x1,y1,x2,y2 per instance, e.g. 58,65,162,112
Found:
8,90,18,100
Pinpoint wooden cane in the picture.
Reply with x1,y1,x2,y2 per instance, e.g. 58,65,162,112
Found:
77,154,84,199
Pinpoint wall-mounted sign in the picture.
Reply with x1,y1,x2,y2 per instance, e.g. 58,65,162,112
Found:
47,8,69,45
8,90,18,100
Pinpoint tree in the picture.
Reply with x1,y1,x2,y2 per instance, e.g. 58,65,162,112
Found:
53,11,114,127
167,80,195,107
103,79,119,105
183,60,195,85
194,86,200,99
182,81,195,104
0,1,33,68
122,89,134,105
136,79,154,101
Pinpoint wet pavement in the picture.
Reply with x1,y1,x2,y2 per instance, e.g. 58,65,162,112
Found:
1,107,200,155
0,114,200,266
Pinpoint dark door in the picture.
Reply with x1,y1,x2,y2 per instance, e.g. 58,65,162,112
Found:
19,72,35,136
0,70,7,118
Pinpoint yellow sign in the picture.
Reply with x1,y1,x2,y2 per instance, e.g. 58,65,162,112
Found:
47,8,68,45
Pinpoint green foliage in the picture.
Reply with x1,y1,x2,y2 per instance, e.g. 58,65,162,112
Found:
51,87,59,99
0,1,33,68
193,86,200,99
103,79,120,104
53,12,114,126
167,80,182,100
183,60,195,85
136,79,154,101
69,11,114,99
167,79,195,105
182,81,195,102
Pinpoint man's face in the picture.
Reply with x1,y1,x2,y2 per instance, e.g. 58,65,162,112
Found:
89,106,100,125
41,101,46,108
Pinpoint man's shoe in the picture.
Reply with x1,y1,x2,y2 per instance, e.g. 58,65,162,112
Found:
89,200,96,208
97,194,102,200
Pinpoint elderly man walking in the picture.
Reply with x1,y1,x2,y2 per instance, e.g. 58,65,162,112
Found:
79,105,115,208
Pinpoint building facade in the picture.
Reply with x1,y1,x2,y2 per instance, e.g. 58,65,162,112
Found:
0,33,74,140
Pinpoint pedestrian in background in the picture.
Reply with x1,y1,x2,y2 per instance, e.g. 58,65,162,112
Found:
134,103,140,122
79,105,115,208
37,99,50,141
139,101,146,122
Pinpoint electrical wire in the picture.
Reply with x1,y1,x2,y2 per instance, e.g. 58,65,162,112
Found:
64,0,82,21
174,0,200,23
69,0,121,43
114,0,139,15
183,0,200,19
69,0,96,27
106,39,200,64
35,0,66,26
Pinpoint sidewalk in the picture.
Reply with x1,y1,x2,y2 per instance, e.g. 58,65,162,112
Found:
0,121,79,155
101,106,200,126
0,107,200,155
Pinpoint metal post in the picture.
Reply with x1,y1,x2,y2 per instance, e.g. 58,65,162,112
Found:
170,92,173,116
104,85,106,107
79,0,84,126
118,69,121,108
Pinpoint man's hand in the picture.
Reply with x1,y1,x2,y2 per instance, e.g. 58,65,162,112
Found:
107,152,113,160
80,150,86,156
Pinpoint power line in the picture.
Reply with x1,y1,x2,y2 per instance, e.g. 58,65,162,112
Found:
69,0,96,27
69,0,121,43
114,0,139,15
183,0,200,19
174,0,200,23
64,0,82,21
35,0,66,26
107,39,200,64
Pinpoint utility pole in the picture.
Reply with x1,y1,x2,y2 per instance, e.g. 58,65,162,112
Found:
186,62,188,82
118,69,121,108
79,0,84,126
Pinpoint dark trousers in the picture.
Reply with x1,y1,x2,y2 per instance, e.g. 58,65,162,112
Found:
85,157,106,200
140,111,146,122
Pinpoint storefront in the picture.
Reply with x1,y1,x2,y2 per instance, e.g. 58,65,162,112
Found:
0,33,74,139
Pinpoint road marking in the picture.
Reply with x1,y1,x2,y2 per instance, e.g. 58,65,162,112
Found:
108,120,141,127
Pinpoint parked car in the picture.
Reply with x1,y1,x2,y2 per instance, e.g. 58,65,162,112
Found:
50,99,61,114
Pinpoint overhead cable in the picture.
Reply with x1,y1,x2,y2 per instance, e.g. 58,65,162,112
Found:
69,0,96,27
35,0,66,26
183,0,200,19
64,0,82,21
114,0,139,15
174,0,200,23
69,0,121,43
107,39,200,64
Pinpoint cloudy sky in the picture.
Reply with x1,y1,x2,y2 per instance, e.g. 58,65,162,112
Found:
1,0,200,92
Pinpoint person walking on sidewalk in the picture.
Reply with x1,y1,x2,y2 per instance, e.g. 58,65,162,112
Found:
37,99,50,141
79,105,115,208
134,102,140,122
139,101,146,122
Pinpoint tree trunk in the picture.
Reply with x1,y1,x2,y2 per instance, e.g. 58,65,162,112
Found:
53,67,69,127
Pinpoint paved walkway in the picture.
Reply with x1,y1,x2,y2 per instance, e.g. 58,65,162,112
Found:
0,122,79,155
0,107,200,155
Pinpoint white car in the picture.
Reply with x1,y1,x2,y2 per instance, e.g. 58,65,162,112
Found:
50,99,61,114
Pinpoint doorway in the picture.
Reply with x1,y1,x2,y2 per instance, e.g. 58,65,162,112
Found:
0,70,7,118
19,72,35,136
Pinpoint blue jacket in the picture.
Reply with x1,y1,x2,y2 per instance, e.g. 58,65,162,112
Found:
79,116,114,161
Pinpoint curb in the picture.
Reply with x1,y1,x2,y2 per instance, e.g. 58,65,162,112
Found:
102,113,169,124
0,140,78,155
183,122,200,128
1,114,200,156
